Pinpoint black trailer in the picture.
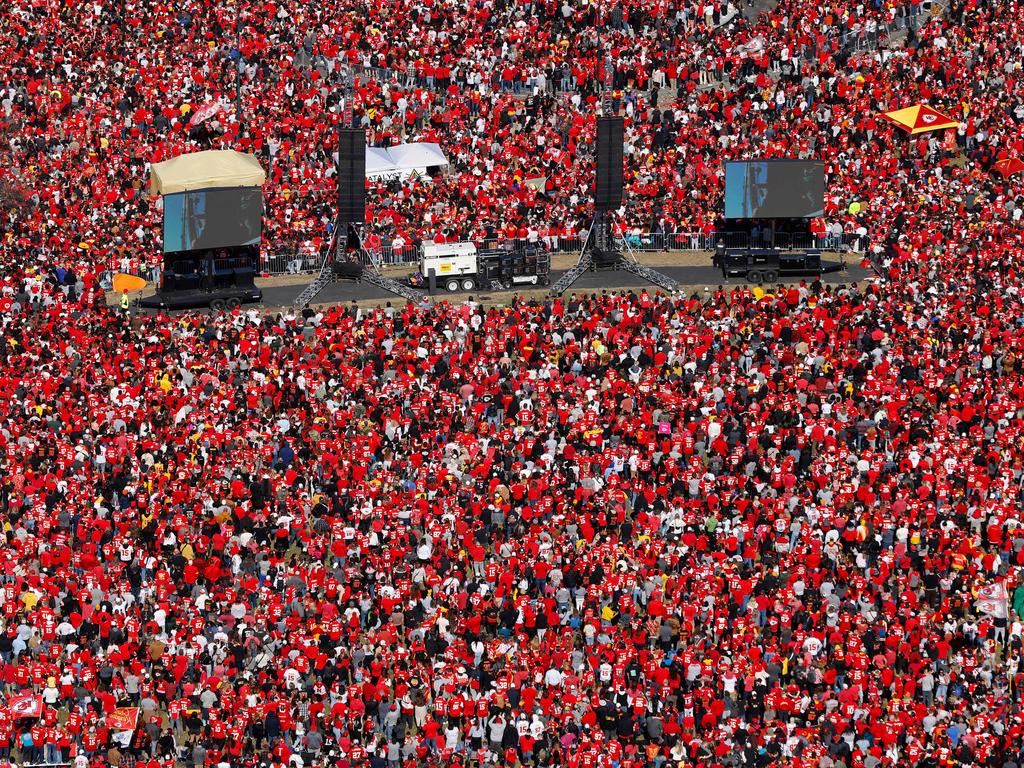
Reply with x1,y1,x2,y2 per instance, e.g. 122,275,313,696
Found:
714,248,842,284
139,248,262,310
139,284,262,311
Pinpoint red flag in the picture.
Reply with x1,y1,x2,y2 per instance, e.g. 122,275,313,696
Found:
106,707,140,731
8,693,43,719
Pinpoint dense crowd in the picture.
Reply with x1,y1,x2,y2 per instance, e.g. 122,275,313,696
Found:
4,0,1024,767
4,0,994,270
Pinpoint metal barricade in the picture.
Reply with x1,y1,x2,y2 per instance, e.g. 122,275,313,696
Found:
257,231,859,274
261,253,321,275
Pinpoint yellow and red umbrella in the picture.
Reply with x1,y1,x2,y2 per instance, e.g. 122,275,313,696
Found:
880,104,958,134
992,157,1024,178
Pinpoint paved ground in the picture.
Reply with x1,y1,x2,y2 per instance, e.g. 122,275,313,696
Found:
120,250,870,312
259,258,869,310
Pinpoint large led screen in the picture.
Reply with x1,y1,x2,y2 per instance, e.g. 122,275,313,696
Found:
163,187,263,253
724,160,825,219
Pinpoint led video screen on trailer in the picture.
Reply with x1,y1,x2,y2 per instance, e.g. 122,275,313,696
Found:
724,160,825,219
163,187,263,253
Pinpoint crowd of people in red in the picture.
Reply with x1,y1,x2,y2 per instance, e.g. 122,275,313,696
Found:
3,0,1024,766
3,0,986,270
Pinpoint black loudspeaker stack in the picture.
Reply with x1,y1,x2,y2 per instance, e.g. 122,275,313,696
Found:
594,116,625,211
337,128,366,224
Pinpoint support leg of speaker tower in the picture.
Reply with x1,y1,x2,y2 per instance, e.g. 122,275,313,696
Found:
549,220,595,296
615,223,682,293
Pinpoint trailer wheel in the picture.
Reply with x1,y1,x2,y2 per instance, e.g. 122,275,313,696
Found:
226,297,241,310
762,269,779,284
461,278,475,291
501,280,513,290
746,270,762,284
445,279,460,292
540,275,550,287
210,298,227,311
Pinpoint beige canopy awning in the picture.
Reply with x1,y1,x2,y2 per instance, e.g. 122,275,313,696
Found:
149,150,266,196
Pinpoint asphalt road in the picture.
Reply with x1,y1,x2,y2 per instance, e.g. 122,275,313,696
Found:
259,260,869,309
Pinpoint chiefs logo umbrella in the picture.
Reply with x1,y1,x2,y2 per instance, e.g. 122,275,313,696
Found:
879,104,958,134
993,157,1024,178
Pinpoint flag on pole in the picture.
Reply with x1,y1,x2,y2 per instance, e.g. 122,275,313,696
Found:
524,176,548,194
108,704,139,749
8,693,43,718
111,731,134,748
106,707,140,731
976,598,1008,618
976,582,1009,618
978,582,1008,601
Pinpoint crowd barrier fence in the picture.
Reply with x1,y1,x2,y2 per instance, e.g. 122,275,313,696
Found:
259,232,861,275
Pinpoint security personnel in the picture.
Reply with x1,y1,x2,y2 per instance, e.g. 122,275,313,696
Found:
119,291,131,314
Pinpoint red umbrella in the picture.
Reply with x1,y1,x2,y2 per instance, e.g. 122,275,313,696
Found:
992,157,1024,178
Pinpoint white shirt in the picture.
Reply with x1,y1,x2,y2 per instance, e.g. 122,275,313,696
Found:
543,668,563,686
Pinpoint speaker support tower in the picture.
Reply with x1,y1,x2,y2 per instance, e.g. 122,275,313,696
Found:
549,56,679,297
297,58,680,307
295,68,418,308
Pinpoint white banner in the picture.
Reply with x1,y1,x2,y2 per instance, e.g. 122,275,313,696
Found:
977,582,1008,602
976,598,1008,619
111,731,134,748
